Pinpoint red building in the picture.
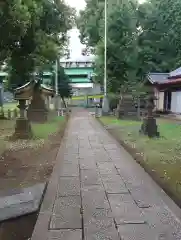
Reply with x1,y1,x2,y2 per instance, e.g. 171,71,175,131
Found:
148,68,181,114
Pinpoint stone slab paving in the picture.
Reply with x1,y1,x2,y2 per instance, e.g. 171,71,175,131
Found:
56,177,80,197
50,196,82,229
47,230,82,240
31,110,181,240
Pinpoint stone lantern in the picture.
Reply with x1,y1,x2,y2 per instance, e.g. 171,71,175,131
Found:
27,79,55,122
140,94,160,138
13,81,33,139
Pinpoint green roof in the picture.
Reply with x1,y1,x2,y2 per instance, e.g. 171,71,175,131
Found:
70,78,90,83
65,68,93,76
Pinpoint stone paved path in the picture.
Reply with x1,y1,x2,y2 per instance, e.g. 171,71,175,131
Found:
31,110,181,240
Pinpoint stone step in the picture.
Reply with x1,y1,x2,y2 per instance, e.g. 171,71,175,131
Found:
0,183,46,222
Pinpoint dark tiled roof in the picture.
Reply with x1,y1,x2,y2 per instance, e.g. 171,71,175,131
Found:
157,78,181,85
148,72,181,85
148,73,169,84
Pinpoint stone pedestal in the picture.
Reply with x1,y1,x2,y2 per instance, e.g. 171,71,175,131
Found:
28,109,48,122
139,95,160,138
13,100,33,139
27,90,48,123
116,94,138,119
140,117,159,138
13,118,32,139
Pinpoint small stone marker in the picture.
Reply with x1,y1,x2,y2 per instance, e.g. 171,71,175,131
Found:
140,94,159,138
7,109,11,119
95,104,102,117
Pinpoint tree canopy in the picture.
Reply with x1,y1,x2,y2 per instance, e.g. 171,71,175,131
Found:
77,0,104,48
1,0,75,90
0,1,31,63
77,0,181,93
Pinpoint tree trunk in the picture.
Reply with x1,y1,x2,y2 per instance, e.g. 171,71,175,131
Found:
137,97,141,119
61,97,66,108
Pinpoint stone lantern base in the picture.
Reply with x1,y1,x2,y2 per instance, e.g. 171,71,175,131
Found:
140,116,159,138
12,100,33,139
27,89,49,123
27,109,48,123
13,118,33,139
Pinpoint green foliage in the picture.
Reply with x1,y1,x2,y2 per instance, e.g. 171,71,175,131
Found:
0,1,31,63
77,0,104,47
107,3,138,91
32,116,66,139
77,0,181,94
137,0,178,72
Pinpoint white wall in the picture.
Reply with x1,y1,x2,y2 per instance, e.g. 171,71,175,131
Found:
171,91,181,113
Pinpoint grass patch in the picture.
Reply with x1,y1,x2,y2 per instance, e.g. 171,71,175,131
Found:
3,102,18,111
32,116,66,139
0,115,67,154
99,116,181,203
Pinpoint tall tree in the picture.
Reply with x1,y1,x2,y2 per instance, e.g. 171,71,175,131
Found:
51,65,72,107
93,1,143,92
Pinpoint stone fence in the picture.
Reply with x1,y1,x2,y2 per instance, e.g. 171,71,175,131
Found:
0,108,20,120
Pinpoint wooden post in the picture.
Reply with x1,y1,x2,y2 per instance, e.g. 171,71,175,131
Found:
0,107,5,119
13,108,18,119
